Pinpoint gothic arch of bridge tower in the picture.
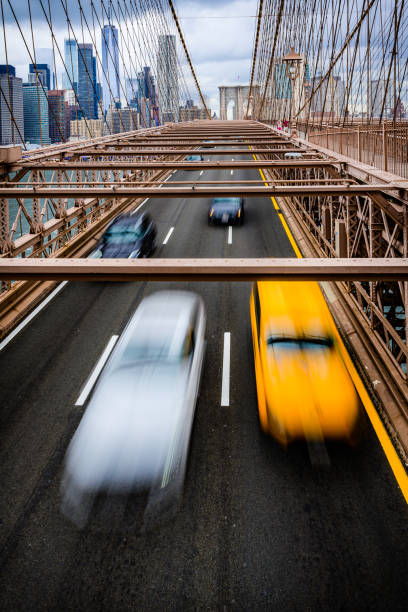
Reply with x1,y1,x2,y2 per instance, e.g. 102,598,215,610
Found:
218,85,259,120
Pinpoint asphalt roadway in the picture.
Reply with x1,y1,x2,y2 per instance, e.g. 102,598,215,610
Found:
0,146,407,611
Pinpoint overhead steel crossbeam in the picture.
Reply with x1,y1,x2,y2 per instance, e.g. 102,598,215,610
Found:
0,185,402,198
91,138,272,146
91,140,289,146
11,161,334,171
43,148,314,156
1,258,406,282
2,179,355,187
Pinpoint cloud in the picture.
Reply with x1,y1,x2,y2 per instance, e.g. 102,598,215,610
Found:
0,0,257,116
176,0,258,113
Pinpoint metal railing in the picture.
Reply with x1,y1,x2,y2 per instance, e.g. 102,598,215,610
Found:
299,122,408,179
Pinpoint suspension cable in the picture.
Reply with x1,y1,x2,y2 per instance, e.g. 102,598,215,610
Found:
167,0,211,119
246,0,264,119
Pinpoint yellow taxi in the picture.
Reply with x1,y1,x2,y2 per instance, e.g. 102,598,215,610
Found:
250,281,360,445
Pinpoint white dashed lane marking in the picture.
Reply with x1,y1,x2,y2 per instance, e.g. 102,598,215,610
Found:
221,332,231,406
163,227,174,244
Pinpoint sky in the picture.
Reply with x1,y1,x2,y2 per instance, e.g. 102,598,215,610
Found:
174,0,258,114
0,0,258,117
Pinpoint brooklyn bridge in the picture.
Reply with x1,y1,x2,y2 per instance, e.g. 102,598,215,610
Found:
0,1,407,610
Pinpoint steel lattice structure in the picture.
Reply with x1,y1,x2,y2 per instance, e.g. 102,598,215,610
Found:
0,120,407,388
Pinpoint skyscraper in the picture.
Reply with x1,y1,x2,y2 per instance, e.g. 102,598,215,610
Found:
126,77,138,108
36,48,55,89
0,65,24,145
63,39,78,92
157,34,178,123
77,43,98,120
23,82,50,145
48,90,66,142
101,22,120,113
29,64,51,90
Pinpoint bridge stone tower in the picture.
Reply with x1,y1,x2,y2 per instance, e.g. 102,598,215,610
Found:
218,85,259,120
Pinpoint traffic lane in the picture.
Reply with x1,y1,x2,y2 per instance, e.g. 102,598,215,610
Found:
0,279,250,609
0,152,273,542
141,160,295,260
227,152,408,605
1,280,407,611
200,149,295,259
0,164,207,544
222,288,408,610
194,282,408,610
0,279,155,547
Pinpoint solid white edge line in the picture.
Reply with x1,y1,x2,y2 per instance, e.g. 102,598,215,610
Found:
162,226,174,245
227,226,232,244
159,173,173,189
199,170,203,176
75,335,119,406
221,332,231,406
0,281,68,352
131,198,148,215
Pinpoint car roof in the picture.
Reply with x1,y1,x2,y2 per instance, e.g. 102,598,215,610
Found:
212,197,241,205
256,281,332,337
117,291,201,356
138,290,198,316
107,213,148,230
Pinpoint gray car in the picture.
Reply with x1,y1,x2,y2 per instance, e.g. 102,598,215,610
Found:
61,291,206,526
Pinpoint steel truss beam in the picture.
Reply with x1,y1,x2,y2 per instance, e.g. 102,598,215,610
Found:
11,161,335,171
0,258,406,282
55,148,313,156
0,185,402,198
94,140,290,145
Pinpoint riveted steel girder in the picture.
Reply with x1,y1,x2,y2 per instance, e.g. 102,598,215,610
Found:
0,258,406,282
0,184,402,199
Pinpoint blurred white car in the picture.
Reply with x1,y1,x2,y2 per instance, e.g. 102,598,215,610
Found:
61,291,206,526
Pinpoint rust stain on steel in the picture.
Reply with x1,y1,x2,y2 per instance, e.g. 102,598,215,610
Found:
1,258,407,282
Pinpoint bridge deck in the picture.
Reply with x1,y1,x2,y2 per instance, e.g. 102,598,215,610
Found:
0,137,407,611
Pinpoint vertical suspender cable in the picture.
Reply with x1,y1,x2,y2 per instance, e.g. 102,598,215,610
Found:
167,0,211,119
246,0,264,119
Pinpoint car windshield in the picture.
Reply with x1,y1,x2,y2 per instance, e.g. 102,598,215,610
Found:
104,224,142,245
266,336,334,351
120,325,183,364
212,198,240,212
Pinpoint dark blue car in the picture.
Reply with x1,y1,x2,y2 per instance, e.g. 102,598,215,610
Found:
208,197,244,226
94,212,157,258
